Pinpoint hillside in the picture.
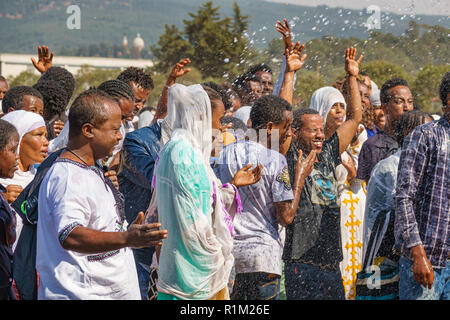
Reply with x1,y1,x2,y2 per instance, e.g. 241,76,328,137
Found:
1,0,449,56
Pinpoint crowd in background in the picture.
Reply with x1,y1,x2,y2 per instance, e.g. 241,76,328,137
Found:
0,18,448,301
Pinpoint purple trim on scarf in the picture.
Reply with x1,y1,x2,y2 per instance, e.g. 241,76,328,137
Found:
212,181,234,237
222,183,243,215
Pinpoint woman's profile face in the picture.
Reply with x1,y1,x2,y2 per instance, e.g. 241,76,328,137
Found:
20,126,49,166
325,102,346,134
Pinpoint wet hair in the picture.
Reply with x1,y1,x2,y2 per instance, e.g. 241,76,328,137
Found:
250,95,292,130
247,63,273,75
201,85,223,110
38,66,75,100
0,119,18,151
2,85,43,114
68,88,119,137
221,116,247,132
395,110,432,146
32,80,70,120
221,82,241,109
380,78,409,104
0,76,7,83
98,79,135,103
439,72,450,107
292,108,320,130
117,67,154,90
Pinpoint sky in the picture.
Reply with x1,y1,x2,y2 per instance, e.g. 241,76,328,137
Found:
267,0,450,16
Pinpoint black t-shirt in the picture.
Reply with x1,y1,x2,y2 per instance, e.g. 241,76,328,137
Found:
282,132,343,268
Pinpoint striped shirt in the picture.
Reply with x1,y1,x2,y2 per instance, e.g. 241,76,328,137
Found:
394,116,450,268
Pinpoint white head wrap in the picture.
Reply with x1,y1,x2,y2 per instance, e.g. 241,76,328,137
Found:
233,106,252,126
309,86,347,125
370,80,381,107
2,110,46,153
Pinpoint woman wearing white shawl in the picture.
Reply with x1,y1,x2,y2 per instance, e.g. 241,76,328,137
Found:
154,84,261,300
309,86,367,300
0,110,48,249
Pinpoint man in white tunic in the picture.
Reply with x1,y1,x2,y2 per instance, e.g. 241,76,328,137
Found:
36,88,168,300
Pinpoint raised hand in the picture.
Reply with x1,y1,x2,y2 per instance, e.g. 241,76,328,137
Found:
231,164,264,188
295,149,316,184
31,45,54,74
345,47,363,77
52,120,65,137
341,155,357,181
276,18,293,51
168,58,191,82
285,41,307,73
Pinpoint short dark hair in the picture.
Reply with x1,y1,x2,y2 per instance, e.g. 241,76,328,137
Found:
250,95,292,130
439,72,450,107
395,110,432,146
0,118,18,151
380,78,409,104
38,66,75,100
221,116,247,132
33,80,70,120
68,88,119,137
2,85,43,114
117,67,154,90
292,108,320,130
0,76,7,83
247,63,272,75
98,79,135,103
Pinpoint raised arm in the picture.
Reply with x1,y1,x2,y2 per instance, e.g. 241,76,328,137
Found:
274,149,316,226
278,41,306,105
152,58,191,123
336,47,363,154
31,45,54,74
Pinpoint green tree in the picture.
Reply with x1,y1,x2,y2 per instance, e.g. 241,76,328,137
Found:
361,60,409,88
7,70,40,88
73,65,122,99
150,24,194,73
411,63,450,114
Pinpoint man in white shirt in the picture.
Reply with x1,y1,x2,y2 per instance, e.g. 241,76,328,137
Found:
36,88,168,300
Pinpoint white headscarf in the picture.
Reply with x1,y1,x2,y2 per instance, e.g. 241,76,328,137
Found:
2,110,46,153
155,83,234,299
370,80,381,107
234,106,252,126
309,86,347,125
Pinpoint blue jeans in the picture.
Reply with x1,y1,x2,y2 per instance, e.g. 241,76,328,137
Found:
132,247,155,300
230,272,281,300
284,261,345,300
399,256,450,300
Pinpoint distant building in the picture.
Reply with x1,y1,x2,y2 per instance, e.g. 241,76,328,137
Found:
0,53,154,78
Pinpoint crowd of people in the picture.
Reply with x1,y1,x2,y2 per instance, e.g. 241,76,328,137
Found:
0,19,448,301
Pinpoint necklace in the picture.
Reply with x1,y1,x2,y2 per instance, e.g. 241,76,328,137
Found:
66,149,90,167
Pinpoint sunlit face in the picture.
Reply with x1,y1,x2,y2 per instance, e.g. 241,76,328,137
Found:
19,95,44,116
20,126,48,166
373,105,386,129
383,86,414,124
0,80,9,100
325,102,346,136
269,110,293,154
118,97,135,120
256,71,274,96
130,82,151,113
0,133,19,179
294,114,325,154
90,101,123,160
211,99,225,132
359,82,371,110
